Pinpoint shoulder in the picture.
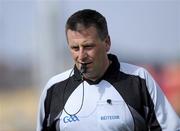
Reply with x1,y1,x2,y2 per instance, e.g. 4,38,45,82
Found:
120,62,150,80
120,62,159,97
43,68,73,92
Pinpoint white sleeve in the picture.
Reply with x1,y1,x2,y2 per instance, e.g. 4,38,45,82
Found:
36,77,59,131
143,69,180,130
120,62,180,130
36,69,73,131
36,85,48,131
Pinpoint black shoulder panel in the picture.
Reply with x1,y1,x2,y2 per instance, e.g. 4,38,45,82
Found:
105,71,161,130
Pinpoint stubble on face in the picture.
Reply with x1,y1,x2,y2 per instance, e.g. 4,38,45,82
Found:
67,26,110,81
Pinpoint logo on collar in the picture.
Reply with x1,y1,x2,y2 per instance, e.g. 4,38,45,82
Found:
63,115,80,123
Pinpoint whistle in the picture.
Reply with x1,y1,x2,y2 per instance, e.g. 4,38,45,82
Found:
80,64,86,75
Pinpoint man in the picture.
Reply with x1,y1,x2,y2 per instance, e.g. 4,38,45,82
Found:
37,9,180,131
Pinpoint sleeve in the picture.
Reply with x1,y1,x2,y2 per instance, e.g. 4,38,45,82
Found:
143,69,180,131
36,86,48,131
36,77,55,131
36,70,72,131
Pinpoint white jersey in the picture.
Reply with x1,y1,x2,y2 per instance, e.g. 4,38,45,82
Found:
37,54,180,131
58,80,134,131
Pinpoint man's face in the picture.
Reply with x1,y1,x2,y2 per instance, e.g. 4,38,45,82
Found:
67,26,110,81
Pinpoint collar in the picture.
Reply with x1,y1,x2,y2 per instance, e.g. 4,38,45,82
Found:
73,54,120,84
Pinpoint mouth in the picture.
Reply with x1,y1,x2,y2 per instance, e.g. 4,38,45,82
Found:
80,62,92,67
78,62,92,71
79,61,92,65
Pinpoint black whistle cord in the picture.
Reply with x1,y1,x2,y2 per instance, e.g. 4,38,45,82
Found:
63,68,85,116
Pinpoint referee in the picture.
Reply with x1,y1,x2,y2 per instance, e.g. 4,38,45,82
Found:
37,9,180,131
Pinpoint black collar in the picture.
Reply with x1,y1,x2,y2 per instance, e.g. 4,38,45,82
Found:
73,54,120,84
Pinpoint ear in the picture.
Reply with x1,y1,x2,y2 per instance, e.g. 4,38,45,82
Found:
104,35,111,52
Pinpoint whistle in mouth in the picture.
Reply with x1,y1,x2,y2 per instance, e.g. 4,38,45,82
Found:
80,64,86,75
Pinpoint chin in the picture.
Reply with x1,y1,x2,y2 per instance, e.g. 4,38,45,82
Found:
84,72,95,79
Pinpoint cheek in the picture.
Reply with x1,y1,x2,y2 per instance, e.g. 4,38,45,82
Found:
70,51,78,60
94,46,106,57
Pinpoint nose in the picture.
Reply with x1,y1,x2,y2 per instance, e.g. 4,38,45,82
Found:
78,47,87,62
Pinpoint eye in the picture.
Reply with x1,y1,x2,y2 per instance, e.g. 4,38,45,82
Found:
84,44,95,50
71,46,79,51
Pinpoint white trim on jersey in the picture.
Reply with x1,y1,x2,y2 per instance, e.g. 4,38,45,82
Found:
120,62,180,130
36,69,74,131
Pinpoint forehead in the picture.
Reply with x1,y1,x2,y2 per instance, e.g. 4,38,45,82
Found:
67,26,98,39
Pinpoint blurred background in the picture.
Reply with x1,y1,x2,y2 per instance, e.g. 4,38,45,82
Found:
0,0,179,130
